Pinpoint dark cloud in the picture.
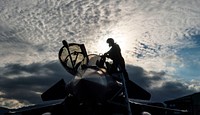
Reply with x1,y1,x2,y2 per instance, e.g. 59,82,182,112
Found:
0,61,198,108
0,61,73,105
126,65,165,89
126,64,197,102
150,81,195,102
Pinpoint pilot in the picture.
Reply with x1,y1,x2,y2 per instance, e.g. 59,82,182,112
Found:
104,38,129,81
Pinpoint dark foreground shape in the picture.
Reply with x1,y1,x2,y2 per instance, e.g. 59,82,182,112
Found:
2,40,188,115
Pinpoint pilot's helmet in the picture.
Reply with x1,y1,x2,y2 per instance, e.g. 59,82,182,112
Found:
106,38,114,47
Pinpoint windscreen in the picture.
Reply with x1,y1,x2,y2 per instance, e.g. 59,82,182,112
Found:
87,54,101,66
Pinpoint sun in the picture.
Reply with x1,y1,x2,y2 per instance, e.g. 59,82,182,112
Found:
96,38,110,54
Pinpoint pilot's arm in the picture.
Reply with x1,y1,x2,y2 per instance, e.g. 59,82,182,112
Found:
104,51,110,58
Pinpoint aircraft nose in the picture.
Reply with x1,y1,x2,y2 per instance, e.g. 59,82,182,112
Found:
72,75,108,102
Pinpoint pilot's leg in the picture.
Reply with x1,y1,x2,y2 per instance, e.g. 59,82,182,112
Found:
119,62,129,81
111,63,118,73
105,62,111,74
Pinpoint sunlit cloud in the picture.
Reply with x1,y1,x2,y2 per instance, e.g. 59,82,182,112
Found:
0,98,26,109
0,92,5,96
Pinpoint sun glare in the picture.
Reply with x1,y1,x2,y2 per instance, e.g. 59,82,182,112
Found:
96,29,132,56
95,23,138,63
96,38,110,54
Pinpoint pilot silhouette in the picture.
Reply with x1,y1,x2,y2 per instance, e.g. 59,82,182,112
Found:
104,38,129,81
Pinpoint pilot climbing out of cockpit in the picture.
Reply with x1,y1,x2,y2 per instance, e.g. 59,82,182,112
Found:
104,38,129,81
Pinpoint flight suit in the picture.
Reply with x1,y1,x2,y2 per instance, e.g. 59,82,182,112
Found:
105,43,129,81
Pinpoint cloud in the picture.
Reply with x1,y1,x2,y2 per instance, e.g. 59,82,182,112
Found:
149,80,194,101
0,0,199,65
126,65,198,102
0,61,199,109
0,0,126,65
0,0,200,109
0,98,25,109
0,61,73,108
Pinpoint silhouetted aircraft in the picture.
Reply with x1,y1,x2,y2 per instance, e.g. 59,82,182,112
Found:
1,40,188,115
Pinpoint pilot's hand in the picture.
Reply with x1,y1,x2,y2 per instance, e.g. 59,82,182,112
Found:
104,53,108,56
103,53,106,57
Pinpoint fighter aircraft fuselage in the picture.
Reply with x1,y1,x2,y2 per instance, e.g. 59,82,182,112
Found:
69,67,120,104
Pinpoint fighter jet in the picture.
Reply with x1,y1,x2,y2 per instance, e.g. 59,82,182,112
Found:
1,40,188,115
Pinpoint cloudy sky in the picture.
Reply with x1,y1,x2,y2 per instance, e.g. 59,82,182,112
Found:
0,0,200,109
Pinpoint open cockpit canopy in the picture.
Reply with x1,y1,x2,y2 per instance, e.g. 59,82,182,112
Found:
59,41,88,75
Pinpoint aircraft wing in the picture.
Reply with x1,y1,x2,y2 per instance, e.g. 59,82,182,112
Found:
5,99,64,115
41,79,68,101
129,99,188,115
0,107,10,115
126,80,151,100
5,79,69,115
